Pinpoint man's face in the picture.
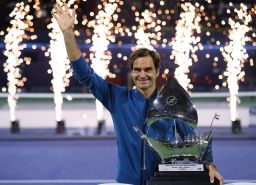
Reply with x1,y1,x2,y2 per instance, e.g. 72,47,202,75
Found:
131,55,159,92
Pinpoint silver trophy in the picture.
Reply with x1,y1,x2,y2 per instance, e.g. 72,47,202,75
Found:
134,77,219,172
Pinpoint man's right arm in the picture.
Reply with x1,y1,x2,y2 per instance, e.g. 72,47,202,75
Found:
62,29,81,61
52,2,127,111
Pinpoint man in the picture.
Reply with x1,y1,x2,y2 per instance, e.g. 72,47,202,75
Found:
52,3,223,185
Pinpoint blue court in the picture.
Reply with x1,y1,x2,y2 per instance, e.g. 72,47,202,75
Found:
0,138,256,185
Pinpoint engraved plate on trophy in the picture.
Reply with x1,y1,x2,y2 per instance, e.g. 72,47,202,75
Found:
158,163,204,172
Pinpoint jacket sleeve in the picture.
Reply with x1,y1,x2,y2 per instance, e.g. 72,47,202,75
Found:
70,56,124,111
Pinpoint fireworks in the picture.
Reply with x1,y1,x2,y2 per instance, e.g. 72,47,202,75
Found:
3,2,32,121
133,2,166,51
89,1,119,79
1,1,255,130
170,2,202,91
47,0,75,121
221,3,252,121
134,9,158,50
87,0,122,122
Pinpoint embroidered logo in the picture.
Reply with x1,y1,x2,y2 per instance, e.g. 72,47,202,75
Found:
166,96,178,106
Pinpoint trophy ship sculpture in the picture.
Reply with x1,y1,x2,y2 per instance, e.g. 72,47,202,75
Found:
133,77,219,185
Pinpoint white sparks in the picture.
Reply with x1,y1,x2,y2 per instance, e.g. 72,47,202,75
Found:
171,2,202,91
89,0,120,121
48,0,75,121
134,9,161,51
3,2,32,121
89,1,118,79
221,3,252,121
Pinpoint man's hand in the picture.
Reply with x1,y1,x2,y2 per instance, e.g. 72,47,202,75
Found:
51,2,81,61
208,163,224,185
52,2,76,33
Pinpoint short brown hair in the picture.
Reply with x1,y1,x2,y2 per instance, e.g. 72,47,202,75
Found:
129,48,161,70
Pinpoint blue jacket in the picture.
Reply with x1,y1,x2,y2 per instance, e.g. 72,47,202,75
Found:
71,56,212,185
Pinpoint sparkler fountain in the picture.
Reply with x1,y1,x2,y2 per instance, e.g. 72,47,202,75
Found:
221,3,252,133
170,2,202,91
88,0,121,134
3,2,33,133
134,9,156,50
48,0,75,133
133,2,164,51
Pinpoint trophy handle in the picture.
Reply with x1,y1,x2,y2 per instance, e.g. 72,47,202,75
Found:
133,125,147,140
204,113,219,141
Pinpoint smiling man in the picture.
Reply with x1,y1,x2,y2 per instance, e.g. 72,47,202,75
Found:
130,49,160,98
52,2,223,185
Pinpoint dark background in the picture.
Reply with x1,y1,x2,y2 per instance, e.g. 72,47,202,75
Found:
0,0,255,93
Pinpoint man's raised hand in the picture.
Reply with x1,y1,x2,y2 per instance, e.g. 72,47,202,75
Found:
52,2,76,33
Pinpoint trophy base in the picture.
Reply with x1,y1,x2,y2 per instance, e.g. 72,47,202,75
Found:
146,170,219,185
